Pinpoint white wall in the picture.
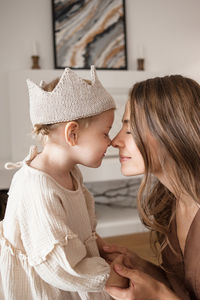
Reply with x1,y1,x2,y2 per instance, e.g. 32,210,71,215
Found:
127,0,200,72
1,0,200,161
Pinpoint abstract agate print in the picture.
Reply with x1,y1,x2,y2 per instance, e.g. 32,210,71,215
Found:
52,0,127,69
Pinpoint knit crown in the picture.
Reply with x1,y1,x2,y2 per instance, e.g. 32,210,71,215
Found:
27,65,116,126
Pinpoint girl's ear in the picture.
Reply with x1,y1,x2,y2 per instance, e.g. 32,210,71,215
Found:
65,121,80,146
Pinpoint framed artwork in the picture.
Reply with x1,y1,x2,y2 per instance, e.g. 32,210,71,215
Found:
52,0,127,70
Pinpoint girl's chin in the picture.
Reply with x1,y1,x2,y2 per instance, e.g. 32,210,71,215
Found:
90,160,103,168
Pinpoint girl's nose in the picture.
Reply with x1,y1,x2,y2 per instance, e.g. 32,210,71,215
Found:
111,133,121,148
107,138,112,147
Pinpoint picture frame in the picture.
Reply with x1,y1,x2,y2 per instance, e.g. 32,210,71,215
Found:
52,0,127,70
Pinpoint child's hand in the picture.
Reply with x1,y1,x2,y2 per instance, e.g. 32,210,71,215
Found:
103,244,146,270
99,243,119,264
106,254,129,288
102,251,119,264
96,234,119,264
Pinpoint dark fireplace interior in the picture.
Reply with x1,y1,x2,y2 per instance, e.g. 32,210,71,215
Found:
0,190,8,221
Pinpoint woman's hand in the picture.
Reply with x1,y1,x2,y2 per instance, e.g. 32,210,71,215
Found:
106,255,129,288
106,264,181,300
103,244,170,286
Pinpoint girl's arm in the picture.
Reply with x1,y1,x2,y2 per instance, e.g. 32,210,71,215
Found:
33,240,110,293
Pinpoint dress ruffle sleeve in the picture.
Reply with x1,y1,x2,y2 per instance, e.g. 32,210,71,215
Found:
34,244,110,292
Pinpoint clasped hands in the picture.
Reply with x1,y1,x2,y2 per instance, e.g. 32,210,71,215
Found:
101,244,175,300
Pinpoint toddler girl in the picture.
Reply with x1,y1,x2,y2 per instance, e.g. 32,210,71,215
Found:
0,66,116,300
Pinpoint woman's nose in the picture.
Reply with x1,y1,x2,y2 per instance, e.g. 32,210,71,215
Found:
111,133,121,148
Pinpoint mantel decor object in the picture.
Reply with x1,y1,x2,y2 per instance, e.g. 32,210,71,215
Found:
31,55,40,69
137,58,145,71
52,0,127,70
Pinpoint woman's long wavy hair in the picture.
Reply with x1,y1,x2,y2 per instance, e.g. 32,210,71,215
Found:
129,75,200,262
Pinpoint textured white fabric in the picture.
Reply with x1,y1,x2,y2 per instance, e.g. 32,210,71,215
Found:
0,149,111,300
27,65,116,126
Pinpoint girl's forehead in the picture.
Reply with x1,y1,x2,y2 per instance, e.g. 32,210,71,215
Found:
91,109,114,129
97,109,114,121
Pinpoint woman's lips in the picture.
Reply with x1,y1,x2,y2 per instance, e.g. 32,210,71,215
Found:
120,156,131,162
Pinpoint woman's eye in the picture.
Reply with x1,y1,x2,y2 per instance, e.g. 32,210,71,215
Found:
126,131,131,134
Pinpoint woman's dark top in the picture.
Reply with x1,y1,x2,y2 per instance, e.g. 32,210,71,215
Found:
161,208,200,300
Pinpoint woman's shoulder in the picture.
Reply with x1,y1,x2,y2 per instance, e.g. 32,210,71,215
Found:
184,208,200,270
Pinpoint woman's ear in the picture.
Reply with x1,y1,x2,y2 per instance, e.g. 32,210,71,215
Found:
65,121,80,146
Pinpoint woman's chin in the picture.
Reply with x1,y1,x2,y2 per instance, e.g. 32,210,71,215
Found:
121,168,132,176
121,167,144,177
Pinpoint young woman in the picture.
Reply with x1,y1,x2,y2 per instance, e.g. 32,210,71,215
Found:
105,75,200,300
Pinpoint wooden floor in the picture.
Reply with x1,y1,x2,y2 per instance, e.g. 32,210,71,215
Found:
104,231,158,265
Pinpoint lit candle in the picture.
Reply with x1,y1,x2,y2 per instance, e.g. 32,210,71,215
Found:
32,41,38,56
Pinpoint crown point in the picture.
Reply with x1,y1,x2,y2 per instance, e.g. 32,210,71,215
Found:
64,67,71,72
26,79,38,90
39,80,46,88
90,65,97,83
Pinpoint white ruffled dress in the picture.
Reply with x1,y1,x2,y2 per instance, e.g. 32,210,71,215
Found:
0,147,110,300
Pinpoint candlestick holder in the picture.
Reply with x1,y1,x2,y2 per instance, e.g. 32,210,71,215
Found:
31,55,40,69
137,58,145,71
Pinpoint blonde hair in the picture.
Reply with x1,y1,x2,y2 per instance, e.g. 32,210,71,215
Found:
129,75,200,263
33,78,93,138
